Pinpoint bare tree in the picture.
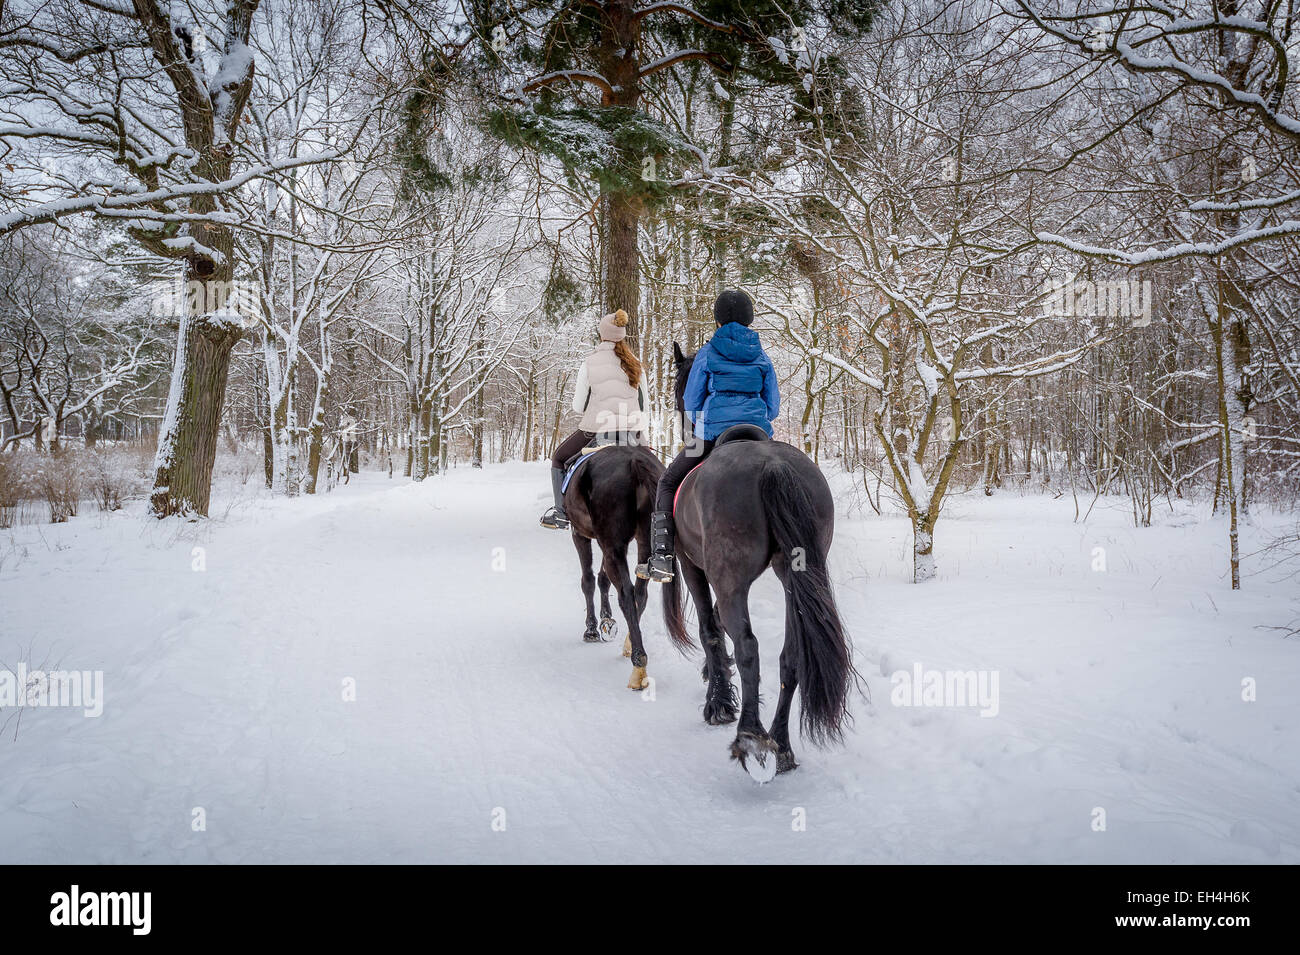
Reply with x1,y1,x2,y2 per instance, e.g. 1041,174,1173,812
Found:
0,0,341,514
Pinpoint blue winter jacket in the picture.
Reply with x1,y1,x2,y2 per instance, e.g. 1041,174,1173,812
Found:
683,323,780,441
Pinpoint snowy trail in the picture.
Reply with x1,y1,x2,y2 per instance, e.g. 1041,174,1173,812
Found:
1,464,1297,863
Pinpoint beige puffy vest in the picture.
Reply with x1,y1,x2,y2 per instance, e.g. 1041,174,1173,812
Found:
579,342,646,434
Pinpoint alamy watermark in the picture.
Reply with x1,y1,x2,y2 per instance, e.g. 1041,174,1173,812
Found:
1043,276,1153,327
890,663,999,717
151,277,259,326
50,886,150,935
0,664,104,717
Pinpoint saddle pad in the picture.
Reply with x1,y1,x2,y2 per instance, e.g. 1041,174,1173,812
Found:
560,445,611,494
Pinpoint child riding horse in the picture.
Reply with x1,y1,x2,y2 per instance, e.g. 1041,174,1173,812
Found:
541,308,648,529
641,290,779,581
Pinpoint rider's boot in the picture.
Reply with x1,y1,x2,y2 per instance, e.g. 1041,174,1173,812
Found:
540,467,570,529
639,510,675,581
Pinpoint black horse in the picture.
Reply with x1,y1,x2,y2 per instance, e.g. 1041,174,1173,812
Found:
564,443,688,689
663,343,855,780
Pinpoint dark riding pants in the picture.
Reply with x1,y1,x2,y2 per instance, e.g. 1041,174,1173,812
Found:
655,440,714,514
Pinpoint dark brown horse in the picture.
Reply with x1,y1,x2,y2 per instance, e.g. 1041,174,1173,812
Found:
664,345,855,780
564,443,688,689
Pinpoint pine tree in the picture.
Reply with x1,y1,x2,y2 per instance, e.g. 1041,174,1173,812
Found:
468,0,879,342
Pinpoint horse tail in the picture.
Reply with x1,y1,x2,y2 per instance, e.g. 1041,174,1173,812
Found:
629,451,692,652
661,562,692,652
628,448,658,515
759,460,854,746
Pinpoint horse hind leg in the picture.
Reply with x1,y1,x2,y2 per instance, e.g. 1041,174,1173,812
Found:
771,643,799,773
680,558,736,725
771,562,799,773
575,534,600,643
618,524,651,655
632,527,650,618
717,586,778,782
596,567,617,641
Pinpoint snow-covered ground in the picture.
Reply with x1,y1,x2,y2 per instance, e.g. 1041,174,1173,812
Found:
0,462,1296,863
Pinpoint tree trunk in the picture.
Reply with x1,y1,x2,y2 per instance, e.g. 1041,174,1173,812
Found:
145,0,255,518
471,382,484,469
255,359,273,488
414,398,431,481
150,262,241,517
84,400,103,449
801,357,817,455
599,0,643,341
522,365,535,461
430,399,443,475
304,373,328,494
713,75,736,290
1210,60,1252,587
603,190,642,339
913,514,936,583
982,400,1002,495
1211,286,1250,591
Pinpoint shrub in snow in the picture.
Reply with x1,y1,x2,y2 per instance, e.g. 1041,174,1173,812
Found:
35,451,84,523
132,439,155,481
0,452,27,528
85,447,144,512
212,441,263,488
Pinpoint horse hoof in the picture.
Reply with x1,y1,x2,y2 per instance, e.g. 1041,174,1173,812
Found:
622,635,632,658
703,679,738,724
582,628,601,643
776,751,799,774
703,700,737,725
627,666,649,690
730,732,779,784
598,616,617,641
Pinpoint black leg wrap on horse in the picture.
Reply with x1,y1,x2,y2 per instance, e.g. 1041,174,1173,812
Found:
644,510,676,581
650,510,673,555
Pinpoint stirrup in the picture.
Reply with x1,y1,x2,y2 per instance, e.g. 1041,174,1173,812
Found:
540,508,569,529
635,561,661,580
646,553,675,582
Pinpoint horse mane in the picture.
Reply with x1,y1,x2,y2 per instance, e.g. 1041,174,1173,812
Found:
672,347,697,443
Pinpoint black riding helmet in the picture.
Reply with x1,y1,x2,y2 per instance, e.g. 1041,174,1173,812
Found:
714,289,754,327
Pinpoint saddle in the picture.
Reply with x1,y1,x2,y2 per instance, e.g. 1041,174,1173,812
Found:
560,431,642,494
713,423,770,448
673,424,770,516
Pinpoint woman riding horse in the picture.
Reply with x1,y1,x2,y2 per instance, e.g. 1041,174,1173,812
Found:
540,308,648,529
641,289,780,581
662,324,853,779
